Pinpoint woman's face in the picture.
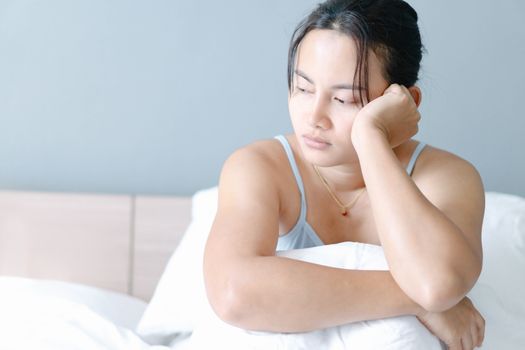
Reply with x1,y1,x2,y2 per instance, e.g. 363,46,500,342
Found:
288,29,389,166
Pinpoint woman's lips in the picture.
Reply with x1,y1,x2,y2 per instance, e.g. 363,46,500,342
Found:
303,134,331,150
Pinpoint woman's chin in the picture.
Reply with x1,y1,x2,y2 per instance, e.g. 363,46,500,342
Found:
299,147,338,167
298,144,359,168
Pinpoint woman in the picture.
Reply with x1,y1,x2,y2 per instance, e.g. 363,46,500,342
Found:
203,0,485,349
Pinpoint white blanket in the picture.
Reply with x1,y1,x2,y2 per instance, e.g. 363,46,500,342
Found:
0,298,167,349
0,277,175,350
189,242,445,350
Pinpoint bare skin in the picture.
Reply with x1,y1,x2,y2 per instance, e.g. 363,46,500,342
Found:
204,29,485,349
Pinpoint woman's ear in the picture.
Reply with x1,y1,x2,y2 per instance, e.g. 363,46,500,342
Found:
408,86,422,107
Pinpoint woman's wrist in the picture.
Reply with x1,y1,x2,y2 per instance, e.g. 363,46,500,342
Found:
351,119,389,153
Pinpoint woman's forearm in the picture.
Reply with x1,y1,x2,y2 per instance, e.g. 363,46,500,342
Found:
352,126,481,311
207,255,424,332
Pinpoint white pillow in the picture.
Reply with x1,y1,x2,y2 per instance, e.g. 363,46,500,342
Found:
189,241,443,350
136,186,218,344
137,188,525,348
0,276,147,330
466,192,525,349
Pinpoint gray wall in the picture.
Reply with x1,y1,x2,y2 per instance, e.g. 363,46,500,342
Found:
1,0,523,196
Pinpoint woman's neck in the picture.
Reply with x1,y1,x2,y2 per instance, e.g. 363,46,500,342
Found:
311,162,366,195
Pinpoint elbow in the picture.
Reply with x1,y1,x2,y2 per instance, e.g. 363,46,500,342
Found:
204,252,261,329
205,276,250,328
418,256,482,312
419,286,462,313
418,271,480,312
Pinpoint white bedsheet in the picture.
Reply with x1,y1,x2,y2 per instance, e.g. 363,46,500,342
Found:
0,297,166,349
0,277,192,350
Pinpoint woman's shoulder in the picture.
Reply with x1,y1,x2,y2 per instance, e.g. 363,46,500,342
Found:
414,142,481,179
219,137,289,186
411,141,484,204
216,138,293,214
224,137,287,168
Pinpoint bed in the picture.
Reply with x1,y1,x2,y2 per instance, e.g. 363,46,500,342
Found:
0,187,524,349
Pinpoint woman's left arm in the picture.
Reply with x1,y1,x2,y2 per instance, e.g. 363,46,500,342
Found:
351,85,485,313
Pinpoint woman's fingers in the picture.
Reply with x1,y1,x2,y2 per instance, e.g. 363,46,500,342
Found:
470,321,480,348
447,339,463,350
383,83,400,94
476,313,485,346
461,333,474,350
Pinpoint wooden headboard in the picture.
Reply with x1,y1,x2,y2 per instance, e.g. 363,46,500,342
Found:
0,190,192,302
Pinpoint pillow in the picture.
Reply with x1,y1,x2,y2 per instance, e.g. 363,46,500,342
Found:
0,276,147,330
465,192,525,349
189,241,443,350
137,188,525,348
136,186,218,344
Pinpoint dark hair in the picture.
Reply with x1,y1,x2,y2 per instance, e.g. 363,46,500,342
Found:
287,0,423,106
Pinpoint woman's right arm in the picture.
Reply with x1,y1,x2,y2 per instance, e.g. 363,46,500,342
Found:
203,145,424,333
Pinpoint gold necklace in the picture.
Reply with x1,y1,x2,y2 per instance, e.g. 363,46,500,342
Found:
313,165,366,217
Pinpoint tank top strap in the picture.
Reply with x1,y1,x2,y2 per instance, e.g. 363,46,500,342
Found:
406,141,426,176
274,135,307,221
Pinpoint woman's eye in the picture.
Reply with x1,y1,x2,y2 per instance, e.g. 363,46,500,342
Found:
334,97,355,105
295,85,314,94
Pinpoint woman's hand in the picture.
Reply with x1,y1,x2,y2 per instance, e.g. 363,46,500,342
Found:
351,83,421,148
417,296,485,349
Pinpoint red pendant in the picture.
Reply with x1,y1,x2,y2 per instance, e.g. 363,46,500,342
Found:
342,209,348,216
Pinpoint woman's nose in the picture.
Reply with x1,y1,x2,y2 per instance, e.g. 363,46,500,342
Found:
308,96,330,129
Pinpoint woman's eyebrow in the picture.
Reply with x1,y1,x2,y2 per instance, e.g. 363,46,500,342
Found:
294,69,364,90
294,69,314,84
